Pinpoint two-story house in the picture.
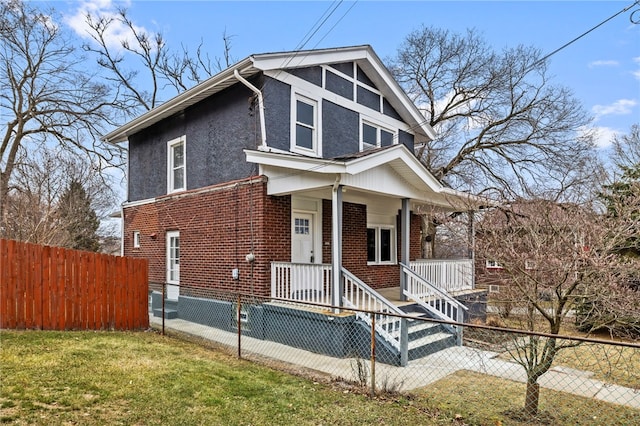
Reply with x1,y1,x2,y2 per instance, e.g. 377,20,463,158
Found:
104,45,482,365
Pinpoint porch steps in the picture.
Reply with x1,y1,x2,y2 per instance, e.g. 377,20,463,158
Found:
153,299,179,319
399,304,457,360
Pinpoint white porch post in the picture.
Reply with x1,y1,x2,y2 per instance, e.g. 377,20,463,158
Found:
332,182,343,312
400,198,410,302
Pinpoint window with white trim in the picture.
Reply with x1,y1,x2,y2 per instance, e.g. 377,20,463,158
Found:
133,231,141,248
367,226,396,264
361,121,394,151
166,231,180,284
167,136,186,193
485,259,503,269
294,95,317,153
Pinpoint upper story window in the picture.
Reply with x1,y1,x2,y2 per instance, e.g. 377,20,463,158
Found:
293,94,318,154
361,121,394,151
167,136,186,193
133,231,141,248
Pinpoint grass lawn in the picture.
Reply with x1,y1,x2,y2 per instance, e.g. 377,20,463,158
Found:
0,330,448,425
1,330,638,425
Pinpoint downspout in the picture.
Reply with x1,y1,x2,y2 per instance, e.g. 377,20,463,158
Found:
234,69,267,149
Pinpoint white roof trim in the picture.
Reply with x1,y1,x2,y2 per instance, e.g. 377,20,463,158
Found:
245,145,485,210
103,46,435,144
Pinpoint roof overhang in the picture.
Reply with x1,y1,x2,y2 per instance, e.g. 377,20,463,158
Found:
245,144,486,212
103,45,435,144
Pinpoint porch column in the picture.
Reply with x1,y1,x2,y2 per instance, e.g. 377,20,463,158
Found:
332,183,343,312
400,198,410,302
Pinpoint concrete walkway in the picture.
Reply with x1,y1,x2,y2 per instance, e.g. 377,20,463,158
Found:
149,316,640,409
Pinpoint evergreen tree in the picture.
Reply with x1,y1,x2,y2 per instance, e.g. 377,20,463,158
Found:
57,179,101,252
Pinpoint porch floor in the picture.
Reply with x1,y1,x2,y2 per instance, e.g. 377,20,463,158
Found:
376,286,415,308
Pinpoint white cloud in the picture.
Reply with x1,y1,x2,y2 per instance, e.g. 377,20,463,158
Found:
63,0,149,52
592,99,637,120
588,60,619,68
589,126,619,149
633,56,640,81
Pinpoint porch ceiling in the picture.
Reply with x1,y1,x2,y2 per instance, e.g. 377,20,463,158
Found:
245,145,486,212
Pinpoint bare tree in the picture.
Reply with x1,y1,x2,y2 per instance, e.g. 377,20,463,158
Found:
82,8,235,115
611,123,640,172
3,147,118,248
476,198,640,417
389,27,599,200
0,0,120,236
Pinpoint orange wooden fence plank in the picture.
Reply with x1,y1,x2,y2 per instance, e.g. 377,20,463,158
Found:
1,239,148,331
15,241,26,329
41,245,52,329
57,247,67,330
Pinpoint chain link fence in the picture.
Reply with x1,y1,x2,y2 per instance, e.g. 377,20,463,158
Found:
149,287,640,423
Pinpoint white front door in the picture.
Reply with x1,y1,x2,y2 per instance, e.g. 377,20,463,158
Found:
292,212,315,263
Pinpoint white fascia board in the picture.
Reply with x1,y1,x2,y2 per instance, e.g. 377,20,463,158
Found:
251,46,370,71
245,149,346,173
103,57,255,144
357,50,436,141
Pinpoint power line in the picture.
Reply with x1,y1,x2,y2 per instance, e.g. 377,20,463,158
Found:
534,0,640,69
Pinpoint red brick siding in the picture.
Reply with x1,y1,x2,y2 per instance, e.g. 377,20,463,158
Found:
321,199,423,290
123,177,287,298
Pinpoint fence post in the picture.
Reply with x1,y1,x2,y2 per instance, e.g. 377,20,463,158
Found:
370,314,376,396
162,283,166,336
400,318,408,367
456,306,464,346
237,293,242,359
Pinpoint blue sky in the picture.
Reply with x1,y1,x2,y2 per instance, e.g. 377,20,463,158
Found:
56,0,639,149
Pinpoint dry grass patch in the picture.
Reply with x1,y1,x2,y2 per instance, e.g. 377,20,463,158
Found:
416,369,640,425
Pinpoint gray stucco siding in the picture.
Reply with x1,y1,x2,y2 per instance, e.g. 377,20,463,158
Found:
399,130,415,151
357,86,381,112
322,100,359,158
128,114,186,201
263,76,292,152
357,65,377,89
383,98,402,121
328,61,354,77
325,71,354,101
289,66,322,87
127,81,259,202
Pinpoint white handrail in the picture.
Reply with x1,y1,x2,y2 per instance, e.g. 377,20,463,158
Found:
271,262,332,305
409,259,473,292
341,267,405,350
401,263,466,343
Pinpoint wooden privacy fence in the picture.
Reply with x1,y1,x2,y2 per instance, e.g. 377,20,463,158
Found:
0,239,149,330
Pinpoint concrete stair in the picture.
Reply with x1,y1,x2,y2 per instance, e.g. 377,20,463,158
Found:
397,304,457,360
153,299,179,319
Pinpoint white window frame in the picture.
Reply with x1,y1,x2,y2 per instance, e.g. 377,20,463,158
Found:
367,225,396,265
166,230,180,285
167,136,186,193
360,119,395,152
291,92,321,156
485,259,503,270
133,231,141,248
488,285,500,293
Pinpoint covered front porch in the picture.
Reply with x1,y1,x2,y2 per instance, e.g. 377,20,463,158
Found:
247,144,484,364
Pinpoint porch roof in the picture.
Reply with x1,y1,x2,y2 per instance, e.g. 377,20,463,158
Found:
245,145,487,212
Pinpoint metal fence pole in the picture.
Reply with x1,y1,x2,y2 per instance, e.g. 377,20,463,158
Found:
161,283,165,336
237,293,242,359
370,314,376,396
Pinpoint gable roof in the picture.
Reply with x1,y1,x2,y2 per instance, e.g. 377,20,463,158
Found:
102,45,435,144
245,143,486,212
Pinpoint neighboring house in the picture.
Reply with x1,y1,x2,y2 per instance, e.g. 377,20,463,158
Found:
104,45,483,365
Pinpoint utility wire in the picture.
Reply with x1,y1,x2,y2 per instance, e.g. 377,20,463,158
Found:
533,0,640,69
